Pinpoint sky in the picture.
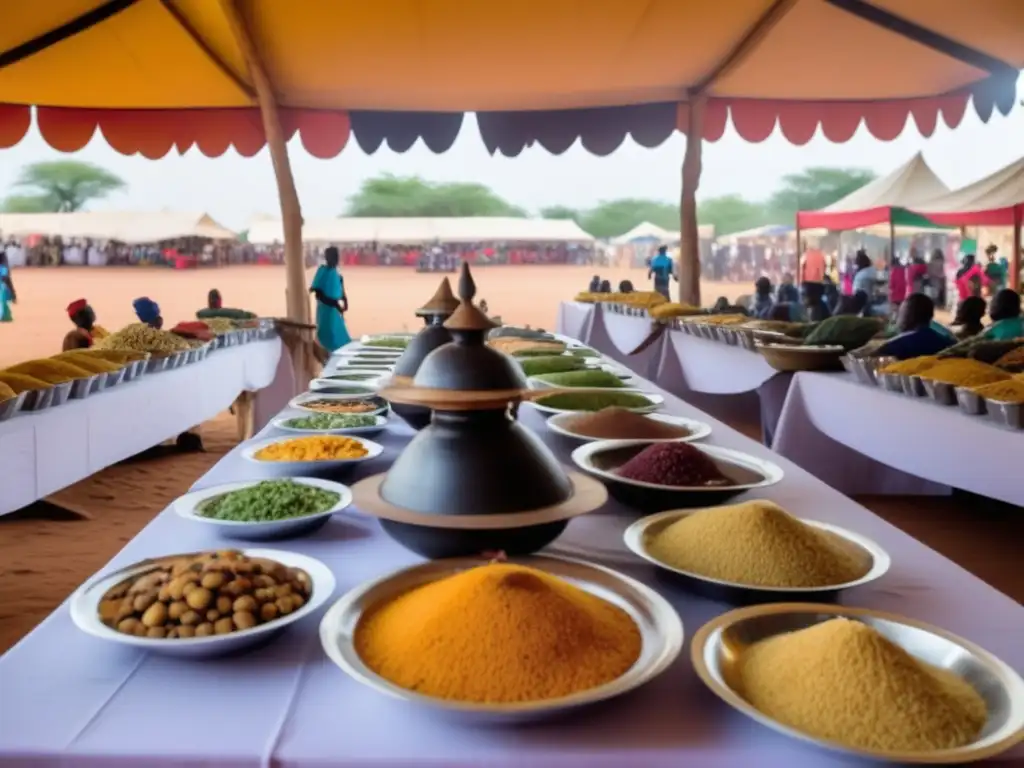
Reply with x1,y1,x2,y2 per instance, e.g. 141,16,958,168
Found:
0,74,1021,232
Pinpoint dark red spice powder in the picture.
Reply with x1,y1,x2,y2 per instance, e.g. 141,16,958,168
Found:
616,443,732,487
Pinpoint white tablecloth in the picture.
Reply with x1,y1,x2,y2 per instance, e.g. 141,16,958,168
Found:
774,372,1019,501
554,301,596,343
1,348,1022,767
0,339,282,516
585,305,666,380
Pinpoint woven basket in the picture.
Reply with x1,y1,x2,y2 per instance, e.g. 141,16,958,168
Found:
756,343,846,373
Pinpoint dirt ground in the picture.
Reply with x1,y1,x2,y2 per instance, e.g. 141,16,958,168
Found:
0,265,1016,655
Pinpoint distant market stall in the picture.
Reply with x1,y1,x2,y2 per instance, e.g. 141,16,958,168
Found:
0,211,236,244
245,216,595,245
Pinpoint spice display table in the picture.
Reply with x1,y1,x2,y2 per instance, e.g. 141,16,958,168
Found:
0,338,283,517
2,353,1022,767
774,372,1020,503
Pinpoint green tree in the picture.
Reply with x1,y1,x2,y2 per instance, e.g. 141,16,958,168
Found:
697,195,770,236
766,167,877,220
539,205,580,221
578,199,679,239
344,175,527,217
3,160,126,212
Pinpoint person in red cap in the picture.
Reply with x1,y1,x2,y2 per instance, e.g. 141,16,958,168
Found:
62,299,108,351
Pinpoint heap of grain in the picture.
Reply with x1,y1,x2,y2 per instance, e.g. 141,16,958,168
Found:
561,407,692,440
739,618,987,752
96,323,191,356
915,359,1010,388
354,563,641,703
645,501,868,587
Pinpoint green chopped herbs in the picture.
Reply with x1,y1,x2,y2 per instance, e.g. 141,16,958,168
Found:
326,372,379,381
197,480,341,522
519,355,587,376
569,348,600,358
364,337,408,349
284,413,379,430
536,391,654,411
533,370,626,388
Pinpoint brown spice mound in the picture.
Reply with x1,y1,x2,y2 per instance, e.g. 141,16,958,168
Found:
645,501,869,587
617,442,730,487
562,407,692,440
354,563,642,704
739,618,987,752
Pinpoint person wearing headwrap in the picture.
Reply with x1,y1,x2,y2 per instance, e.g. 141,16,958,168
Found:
133,297,163,329
63,299,98,350
309,246,351,352
0,266,12,322
208,289,223,310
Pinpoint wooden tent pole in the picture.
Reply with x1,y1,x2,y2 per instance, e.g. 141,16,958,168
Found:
219,0,306,327
678,93,706,308
1012,207,1021,292
219,0,311,390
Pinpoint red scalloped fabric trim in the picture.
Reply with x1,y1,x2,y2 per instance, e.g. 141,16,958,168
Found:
5,107,350,159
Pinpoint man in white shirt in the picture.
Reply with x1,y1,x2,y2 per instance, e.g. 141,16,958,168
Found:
4,239,24,267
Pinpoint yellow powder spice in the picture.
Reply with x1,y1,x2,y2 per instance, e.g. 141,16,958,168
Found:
253,436,368,462
879,355,941,376
971,378,1024,403
917,359,1010,388
355,563,642,703
739,618,987,752
645,501,868,588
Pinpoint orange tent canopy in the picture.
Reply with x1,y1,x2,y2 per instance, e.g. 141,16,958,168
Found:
0,0,1021,158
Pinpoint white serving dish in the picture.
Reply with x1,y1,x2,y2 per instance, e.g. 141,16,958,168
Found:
272,412,389,437
546,411,711,443
173,478,353,540
288,392,388,416
242,434,384,472
309,379,381,395
69,548,336,658
527,388,664,415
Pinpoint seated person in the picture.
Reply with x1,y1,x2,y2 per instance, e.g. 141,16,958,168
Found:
769,302,801,322
875,293,955,360
801,281,832,322
598,279,612,293
776,273,799,304
952,296,987,340
588,275,601,292
834,293,866,316
618,280,635,293
979,289,1024,340
62,299,100,350
208,289,223,310
133,297,163,329
750,277,773,319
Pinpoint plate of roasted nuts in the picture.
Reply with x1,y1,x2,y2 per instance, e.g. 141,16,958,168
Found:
70,549,335,657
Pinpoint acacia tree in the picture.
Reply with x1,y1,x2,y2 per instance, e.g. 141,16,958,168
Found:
2,160,126,212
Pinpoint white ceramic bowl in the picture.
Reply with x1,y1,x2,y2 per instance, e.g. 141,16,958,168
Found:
173,478,353,540
546,411,712,444
242,434,384,472
309,379,381,395
272,412,389,437
69,548,336,658
527,388,664,416
288,392,389,416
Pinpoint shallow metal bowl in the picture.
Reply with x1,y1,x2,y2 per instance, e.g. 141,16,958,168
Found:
146,355,171,374
691,603,1024,764
955,387,987,416
877,371,904,394
50,380,73,406
319,554,684,722
21,387,53,411
69,375,98,400
900,373,926,397
623,509,889,605
104,367,127,388
984,399,1024,430
0,391,27,421
922,379,958,406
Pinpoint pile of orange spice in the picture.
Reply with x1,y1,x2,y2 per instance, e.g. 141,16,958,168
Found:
354,563,642,703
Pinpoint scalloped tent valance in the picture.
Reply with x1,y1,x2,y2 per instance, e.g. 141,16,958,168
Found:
0,79,1015,160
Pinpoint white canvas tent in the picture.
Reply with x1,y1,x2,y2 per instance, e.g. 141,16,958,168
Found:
612,221,714,245
0,211,236,243
910,157,1024,223
245,216,595,245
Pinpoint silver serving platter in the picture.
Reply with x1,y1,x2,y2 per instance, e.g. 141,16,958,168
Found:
21,386,53,411
985,399,1024,430
877,371,904,394
50,380,73,406
624,509,890,602
0,391,26,421
105,367,127,388
691,603,1024,764
89,372,109,392
922,379,958,406
955,387,987,416
901,374,926,397
146,355,171,374
319,554,684,722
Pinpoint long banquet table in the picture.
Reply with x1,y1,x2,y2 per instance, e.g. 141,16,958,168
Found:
0,338,283,517
1,345,1022,767
775,371,1021,505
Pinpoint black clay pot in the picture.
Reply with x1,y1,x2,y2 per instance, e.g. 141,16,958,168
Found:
389,401,433,431
380,409,572,516
392,318,452,379
415,329,526,391
379,518,569,559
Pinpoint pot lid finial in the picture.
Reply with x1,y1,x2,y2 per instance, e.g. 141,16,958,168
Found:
415,276,460,317
444,262,497,332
